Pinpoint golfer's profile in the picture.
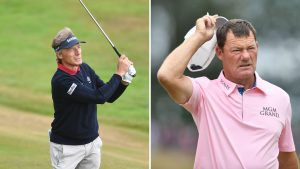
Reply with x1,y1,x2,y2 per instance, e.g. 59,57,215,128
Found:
157,14,298,169
48,27,133,169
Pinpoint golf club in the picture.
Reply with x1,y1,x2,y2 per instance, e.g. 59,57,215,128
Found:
79,0,136,77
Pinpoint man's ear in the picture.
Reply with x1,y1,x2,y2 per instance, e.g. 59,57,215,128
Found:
256,41,259,49
215,46,223,61
56,51,63,59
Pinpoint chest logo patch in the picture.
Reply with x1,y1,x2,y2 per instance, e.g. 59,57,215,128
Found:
260,106,279,118
67,83,77,95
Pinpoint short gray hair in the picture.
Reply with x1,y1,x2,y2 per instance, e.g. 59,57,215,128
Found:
51,27,74,49
52,27,75,63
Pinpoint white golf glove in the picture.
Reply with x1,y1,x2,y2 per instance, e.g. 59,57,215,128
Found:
122,65,136,83
128,65,136,77
122,72,133,83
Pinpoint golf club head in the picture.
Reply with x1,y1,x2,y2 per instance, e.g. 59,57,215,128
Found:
185,16,228,72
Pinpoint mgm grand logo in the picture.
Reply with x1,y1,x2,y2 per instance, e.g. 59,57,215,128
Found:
260,106,279,118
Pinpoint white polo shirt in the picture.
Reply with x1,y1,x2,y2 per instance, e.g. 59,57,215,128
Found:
182,71,295,169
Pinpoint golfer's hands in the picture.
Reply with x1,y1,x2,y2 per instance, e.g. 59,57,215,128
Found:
195,14,218,42
116,55,131,75
116,54,134,84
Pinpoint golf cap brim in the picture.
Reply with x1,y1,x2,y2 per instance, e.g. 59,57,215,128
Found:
54,35,86,52
185,16,228,72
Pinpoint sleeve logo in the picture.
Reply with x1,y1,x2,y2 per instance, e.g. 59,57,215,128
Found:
67,83,77,95
87,76,91,83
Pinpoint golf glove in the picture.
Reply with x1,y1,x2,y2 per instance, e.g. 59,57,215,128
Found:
122,65,136,83
128,65,136,77
122,72,133,83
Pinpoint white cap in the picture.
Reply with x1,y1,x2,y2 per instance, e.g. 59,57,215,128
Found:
185,16,228,72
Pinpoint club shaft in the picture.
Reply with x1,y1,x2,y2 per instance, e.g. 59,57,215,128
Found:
79,0,121,57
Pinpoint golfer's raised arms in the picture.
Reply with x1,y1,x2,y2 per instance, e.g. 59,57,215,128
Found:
157,14,218,104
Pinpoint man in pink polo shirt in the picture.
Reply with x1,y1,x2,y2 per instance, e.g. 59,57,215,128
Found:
157,14,299,169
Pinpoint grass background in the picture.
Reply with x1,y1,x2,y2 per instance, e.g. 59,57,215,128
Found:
0,0,149,168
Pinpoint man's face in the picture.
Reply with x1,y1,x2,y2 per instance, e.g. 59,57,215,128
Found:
216,31,258,83
58,44,82,68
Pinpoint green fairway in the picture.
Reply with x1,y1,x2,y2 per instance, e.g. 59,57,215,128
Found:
0,106,148,169
0,0,148,168
152,148,194,169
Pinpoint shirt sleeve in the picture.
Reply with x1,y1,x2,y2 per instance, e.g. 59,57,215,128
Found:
56,74,122,104
180,77,201,114
180,77,209,126
278,100,296,152
106,83,127,103
92,70,127,103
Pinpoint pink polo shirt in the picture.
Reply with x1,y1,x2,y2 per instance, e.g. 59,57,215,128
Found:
182,71,295,169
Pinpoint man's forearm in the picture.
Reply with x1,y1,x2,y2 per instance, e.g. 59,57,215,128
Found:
158,33,206,80
278,152,299,169
157,33,207,104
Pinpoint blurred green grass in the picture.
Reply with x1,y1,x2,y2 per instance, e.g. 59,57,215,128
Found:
152,148,195,169
0,0,148,168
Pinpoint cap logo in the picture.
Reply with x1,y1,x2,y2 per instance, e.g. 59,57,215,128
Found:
67,36,77,43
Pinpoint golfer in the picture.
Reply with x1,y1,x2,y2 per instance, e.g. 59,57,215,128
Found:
157,15,298,169
49,27,133,169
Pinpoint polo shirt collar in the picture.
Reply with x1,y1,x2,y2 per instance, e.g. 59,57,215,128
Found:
218,71,237,96
57,64,80,75
253,72,268,95
218,71,267,96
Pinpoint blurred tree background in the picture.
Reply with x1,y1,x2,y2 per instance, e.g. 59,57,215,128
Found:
151,0,300,168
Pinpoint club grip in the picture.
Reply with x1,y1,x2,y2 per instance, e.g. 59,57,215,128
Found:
113,46,121,57
112,46,136,77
